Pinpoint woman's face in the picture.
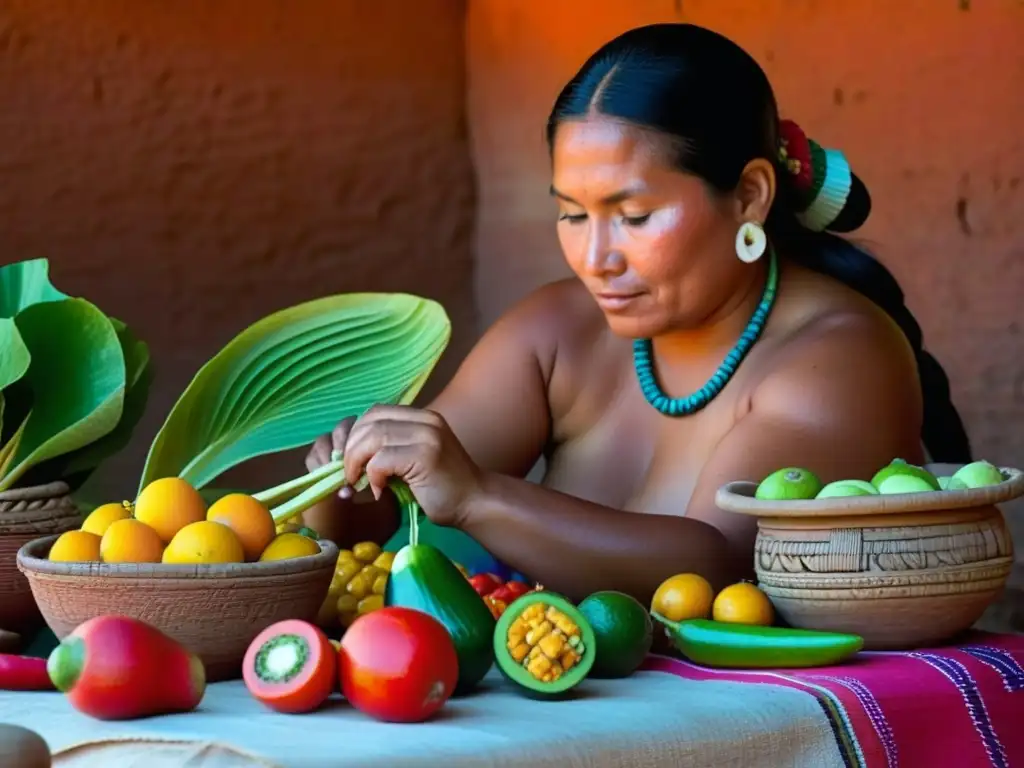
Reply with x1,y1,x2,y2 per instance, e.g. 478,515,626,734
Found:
551,116,749,340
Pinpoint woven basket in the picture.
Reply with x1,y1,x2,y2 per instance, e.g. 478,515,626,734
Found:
17,534,338,682
716,465,1024,650
0,482,82,633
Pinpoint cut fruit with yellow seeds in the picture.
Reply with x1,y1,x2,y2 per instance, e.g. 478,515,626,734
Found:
259,532,320,562
48,530,102,562
651,573,714,622
162,520,245,564
133,477,207,544
80,502,133,537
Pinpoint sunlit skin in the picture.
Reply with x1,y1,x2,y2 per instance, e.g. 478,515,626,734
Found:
304,115,924,604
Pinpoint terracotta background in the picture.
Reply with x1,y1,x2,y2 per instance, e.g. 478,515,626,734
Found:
1,2,1022,569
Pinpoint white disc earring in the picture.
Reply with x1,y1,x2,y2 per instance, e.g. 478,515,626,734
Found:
735,221,767,264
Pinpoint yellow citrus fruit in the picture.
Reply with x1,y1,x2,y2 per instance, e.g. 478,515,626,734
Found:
712,581,775,626
206,493,276,562
651,573,714,622
133,477,207,544
259,532,320,562
100,519,165,564
48,530,102,562
162,520,245,564
80,502,133,537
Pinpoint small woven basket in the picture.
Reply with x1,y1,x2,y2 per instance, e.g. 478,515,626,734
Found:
17,534,338,681
0,482,82,633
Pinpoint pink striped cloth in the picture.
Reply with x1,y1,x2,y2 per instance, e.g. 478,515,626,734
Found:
640,631,1024,768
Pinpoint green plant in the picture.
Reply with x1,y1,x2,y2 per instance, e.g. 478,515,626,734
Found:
139,292,451,494
0,259,151,492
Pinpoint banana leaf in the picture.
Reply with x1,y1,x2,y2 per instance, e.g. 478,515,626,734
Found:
139,293,451,492
0,258,68,318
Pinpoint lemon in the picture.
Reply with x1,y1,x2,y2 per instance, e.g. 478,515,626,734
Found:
951,460,1004,489
162,520,245,564
870,459,939,491
259,532,320,562
651,573,714,622
938,475,968,490
133,477,207,543
48,530,102,562
877,474,937,495
816,479,878,499
712,582,774,626
80,502,133,536
755,468,822,501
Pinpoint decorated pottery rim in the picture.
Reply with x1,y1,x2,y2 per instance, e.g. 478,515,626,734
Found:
716,464,1024,518
16,533,338,580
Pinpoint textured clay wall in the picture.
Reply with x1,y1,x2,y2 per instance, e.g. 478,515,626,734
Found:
0,0,476,498
467,0,1024,553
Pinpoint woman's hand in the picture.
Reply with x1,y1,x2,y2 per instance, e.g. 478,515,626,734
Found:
340,405,485,527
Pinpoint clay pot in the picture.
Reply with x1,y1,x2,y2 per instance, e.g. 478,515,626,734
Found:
17,534,337,682
716,465,1024,650
0,482,81,633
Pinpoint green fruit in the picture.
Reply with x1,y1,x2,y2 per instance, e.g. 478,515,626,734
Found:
577,591,653,679
870,459,940,491
951,460,1005,489
755,468,823,501
384,543,496,694
877,474,937,494
296,526,319,540
651,615,863,669
938,476,968,491
493,591,596,699
815,480,879,499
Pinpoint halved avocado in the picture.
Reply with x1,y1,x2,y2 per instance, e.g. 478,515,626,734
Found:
493,591,596,699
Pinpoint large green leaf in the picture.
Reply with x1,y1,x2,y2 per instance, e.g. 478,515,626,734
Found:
139,293,451,492
0,258,69,318
0,299,126,490
0,318,31,401
59,319,152,478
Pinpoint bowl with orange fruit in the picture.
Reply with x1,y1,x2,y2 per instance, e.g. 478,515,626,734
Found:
17,474,337,681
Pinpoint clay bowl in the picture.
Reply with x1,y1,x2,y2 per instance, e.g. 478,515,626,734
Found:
16,534,338,681
716,464,1024,650
0,482,82,634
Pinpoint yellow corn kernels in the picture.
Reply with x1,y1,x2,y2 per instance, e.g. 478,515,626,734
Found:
317,542,393,629
506,602,585,683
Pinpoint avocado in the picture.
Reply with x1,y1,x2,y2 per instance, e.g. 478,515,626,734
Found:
577,591,653,679
494,591,596,699
384,543,495,694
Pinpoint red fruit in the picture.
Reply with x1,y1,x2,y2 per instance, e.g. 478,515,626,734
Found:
0,654,54,691
490,580,531,604
47,615,205,720
338,606,458,723
243,620,336,714
468,573,502,597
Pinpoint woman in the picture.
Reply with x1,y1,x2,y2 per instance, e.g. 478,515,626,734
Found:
304,23,970,603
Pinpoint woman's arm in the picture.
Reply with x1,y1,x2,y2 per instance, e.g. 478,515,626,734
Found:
456,313,924,603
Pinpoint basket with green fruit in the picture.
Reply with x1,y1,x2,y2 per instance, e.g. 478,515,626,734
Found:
715,458,1024,650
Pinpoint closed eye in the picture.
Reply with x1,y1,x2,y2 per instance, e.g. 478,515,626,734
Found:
623,213,651,227
558,213,587,224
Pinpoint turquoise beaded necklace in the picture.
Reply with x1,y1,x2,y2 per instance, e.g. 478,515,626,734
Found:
633,249,779,417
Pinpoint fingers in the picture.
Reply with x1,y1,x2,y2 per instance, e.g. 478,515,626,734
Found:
330,416,358,458
305,433,334,472
364,446,419,500
342,418,430,487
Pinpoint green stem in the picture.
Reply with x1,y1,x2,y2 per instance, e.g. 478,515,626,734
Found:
270,468,348,524
253,459,344,507
388,480,422,546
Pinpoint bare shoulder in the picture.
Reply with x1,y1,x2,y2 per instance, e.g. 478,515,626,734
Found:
753,271,923,438
492,278,607,361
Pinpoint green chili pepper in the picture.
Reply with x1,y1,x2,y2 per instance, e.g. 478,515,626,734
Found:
651,613,864,669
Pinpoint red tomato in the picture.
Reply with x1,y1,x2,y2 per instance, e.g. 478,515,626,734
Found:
468,573,502,597
503,581,532,599
243,620,336,714
338,607,458,723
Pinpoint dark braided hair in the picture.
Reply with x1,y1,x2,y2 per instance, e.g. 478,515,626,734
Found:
545,23,971,463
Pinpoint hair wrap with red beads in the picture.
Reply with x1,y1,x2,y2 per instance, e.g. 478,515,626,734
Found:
777,119,854,233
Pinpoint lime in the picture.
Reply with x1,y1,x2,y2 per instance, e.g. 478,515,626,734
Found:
877,474,936,494
870,459,940,491
816,479,879,499
938,476,968,491
951,460,1004,489
755,468,823,501
578,591,653,679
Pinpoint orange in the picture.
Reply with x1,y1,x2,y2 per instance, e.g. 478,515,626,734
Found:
651,573,714,622
100,519,165,563
712,581,775,626
48,530,102,562
162,520,245,564
80,502,134,536
133,477,207,544
259,532,320,562
206,493,276,562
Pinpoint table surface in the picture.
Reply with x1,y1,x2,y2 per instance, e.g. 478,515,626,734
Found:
0,667,846,768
